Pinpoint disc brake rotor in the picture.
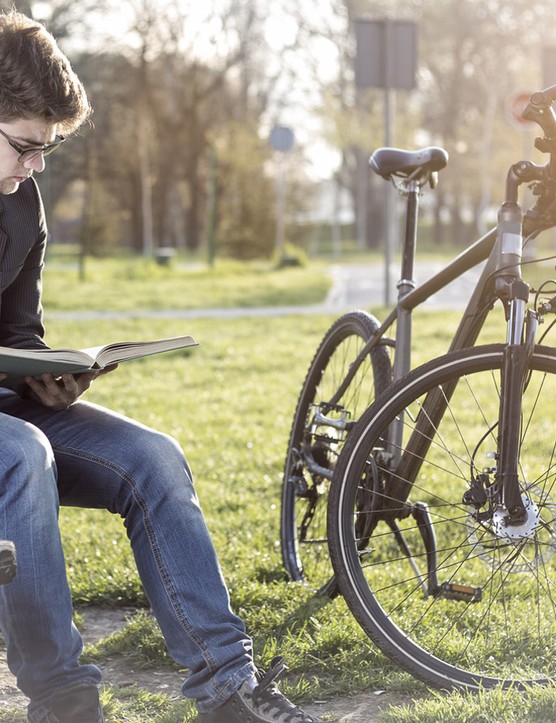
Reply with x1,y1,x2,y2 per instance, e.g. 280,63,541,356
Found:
466,483,556,572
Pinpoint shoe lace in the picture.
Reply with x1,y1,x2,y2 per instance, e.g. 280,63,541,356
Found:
251,656,318,723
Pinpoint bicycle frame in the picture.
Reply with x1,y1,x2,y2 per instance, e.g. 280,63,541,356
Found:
325,218,498,413
329,81,556,394
372,202,543,523
391,126,556,526
400,237,556,528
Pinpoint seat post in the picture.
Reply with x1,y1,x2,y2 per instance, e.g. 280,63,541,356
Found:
398,179,420,296
392,180,420,386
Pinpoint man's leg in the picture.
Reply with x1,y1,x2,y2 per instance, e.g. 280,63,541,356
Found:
0,408,101,722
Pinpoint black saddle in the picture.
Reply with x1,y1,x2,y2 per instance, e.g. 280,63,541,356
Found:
370,146,448,180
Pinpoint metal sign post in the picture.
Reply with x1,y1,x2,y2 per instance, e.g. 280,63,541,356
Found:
269,125,295,258
354,18,417,306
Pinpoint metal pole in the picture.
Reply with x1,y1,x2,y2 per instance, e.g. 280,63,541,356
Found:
384,18,394,306
355,146,368,249
207,145,217,267
332,172,342,259
275,155,286,258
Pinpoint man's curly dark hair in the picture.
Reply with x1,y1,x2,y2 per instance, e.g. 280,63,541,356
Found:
0,10,91,134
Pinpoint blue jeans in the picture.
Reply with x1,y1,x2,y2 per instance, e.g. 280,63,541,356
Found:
0,388,255,721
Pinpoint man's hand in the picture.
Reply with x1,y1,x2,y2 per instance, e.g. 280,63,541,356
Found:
23,364,118,410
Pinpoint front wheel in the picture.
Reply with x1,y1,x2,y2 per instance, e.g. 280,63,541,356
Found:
329,344,556,690
281,311,391,594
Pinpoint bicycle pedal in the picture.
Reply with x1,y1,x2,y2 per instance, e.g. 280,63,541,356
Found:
0,540,17,585
434,582,482,603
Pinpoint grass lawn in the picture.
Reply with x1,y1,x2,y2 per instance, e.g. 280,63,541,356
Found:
2,256,556,721
41,254,332,312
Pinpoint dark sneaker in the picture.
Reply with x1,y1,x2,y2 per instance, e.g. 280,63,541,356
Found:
198,656,323,723
0,540,16,584
35,686,104,723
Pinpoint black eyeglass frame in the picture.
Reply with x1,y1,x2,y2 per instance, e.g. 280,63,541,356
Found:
0,127,65,163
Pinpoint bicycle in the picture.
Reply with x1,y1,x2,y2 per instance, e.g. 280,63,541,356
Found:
282,82,556,688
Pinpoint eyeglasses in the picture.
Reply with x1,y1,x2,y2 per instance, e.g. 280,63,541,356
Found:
0,127,65,163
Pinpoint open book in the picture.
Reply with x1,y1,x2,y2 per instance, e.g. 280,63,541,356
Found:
0,335,198,381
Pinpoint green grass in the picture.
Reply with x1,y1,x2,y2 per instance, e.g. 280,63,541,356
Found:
41,254,332,312
381,685,556,722
2,255,556,721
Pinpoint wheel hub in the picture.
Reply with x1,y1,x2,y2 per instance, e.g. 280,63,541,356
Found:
491,494,540,540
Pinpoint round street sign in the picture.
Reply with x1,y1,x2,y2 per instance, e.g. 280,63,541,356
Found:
506,89,536,130
269,125,295,152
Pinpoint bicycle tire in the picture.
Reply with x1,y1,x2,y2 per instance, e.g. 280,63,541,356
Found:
329,343,556,690
281,310,391,595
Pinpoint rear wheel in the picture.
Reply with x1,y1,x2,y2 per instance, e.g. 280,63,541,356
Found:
329,344,556,689
281,311,391,594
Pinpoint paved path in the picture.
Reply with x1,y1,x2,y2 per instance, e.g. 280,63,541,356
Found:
49,262,483,322
327,261,483,310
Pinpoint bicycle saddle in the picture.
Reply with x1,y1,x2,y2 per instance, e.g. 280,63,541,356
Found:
370,146,449,179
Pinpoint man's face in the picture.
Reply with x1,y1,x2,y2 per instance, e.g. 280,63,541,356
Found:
0,118,57,195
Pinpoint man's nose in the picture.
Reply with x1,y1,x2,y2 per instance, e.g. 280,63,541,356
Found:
22,153,46,173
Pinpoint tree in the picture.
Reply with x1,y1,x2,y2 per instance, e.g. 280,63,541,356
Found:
84,0,294,257
309,0,556,248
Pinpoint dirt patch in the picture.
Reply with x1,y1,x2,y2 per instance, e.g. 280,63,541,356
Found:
0,608,182,717
306,692,413,722
0,607,413,721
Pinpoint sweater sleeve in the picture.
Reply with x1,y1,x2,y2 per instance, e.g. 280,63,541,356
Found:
0,179,48,350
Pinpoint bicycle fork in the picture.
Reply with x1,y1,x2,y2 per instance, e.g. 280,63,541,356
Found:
495,302,537,523
491,190,539,526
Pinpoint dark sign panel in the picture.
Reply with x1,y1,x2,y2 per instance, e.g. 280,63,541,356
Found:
354,19,417,91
